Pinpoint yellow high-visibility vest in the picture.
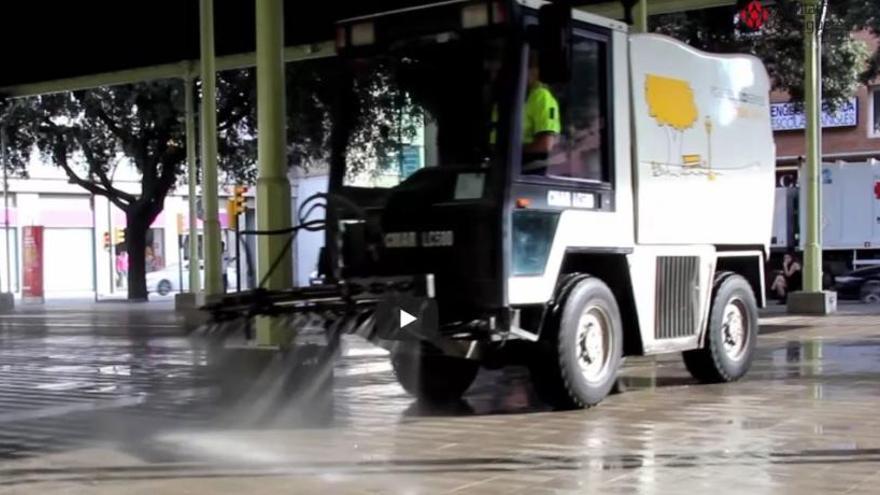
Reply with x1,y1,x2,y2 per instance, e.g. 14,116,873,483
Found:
490,83,561,145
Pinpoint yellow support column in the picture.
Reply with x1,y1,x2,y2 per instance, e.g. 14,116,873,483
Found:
255,0,293,346
632,0,649,33
186,76,202,295
199,0,223,296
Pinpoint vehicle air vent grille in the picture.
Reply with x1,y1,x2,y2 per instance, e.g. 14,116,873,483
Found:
654,256,700,339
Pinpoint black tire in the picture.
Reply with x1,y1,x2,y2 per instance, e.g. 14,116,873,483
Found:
860,281,880,304
683,273,758,383
157,280,172,296
530,277,623,409
390,342,479,403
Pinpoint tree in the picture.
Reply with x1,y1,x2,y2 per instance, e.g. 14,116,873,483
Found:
22,82,190,300
652,0,880,108
21,76,265,301
7,58,416,301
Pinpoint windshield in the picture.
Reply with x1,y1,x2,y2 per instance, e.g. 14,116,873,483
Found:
334,34,511,188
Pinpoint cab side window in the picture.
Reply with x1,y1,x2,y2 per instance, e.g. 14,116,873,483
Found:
529,32,610,183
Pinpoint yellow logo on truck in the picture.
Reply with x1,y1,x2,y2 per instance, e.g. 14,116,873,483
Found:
645,74,698,131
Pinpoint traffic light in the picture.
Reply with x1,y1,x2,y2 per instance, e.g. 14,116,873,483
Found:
114,227,125,244
103,231,111,249
227,185,248,231
735,0,770,34
233,185,248,214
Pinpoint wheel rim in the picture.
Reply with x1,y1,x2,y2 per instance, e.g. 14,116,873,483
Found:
721,297,749,362
575,305,612,383
862,287,880,304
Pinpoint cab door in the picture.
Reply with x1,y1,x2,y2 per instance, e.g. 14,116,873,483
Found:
506,24,632,305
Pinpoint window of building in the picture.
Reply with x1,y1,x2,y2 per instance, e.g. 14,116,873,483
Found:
870,86,880,138
521,30,611,183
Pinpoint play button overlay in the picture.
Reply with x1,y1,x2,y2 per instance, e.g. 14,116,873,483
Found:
400,309,417,328
373,294,438,340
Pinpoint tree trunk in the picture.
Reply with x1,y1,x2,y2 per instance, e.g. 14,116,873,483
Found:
126,213,149,301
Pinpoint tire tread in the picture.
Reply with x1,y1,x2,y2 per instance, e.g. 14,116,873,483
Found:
683,271,757,384
530,276,622,409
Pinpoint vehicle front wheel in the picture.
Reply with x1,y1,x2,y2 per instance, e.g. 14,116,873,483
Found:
390,342,479,403
530,276,623,410
683,273,758,383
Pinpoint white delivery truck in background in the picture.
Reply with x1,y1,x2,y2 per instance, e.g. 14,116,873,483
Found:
807,161,880,253
207,0,776,409
772,159,880,290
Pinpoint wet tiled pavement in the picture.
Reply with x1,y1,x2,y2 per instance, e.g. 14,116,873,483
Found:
1,301,880,493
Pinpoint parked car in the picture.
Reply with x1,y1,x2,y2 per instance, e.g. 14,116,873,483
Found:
834,265,880,303
146,263,238,296
309,270,324,286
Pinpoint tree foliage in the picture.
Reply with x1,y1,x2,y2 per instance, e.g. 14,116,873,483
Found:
218,59,421,182
0,99,40,177
653,0,880,108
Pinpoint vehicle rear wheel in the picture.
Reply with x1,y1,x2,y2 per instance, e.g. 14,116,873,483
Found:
157,280,172,296
683,273,758,383
860,281,880,304
390,342,479,403
530,277,623,410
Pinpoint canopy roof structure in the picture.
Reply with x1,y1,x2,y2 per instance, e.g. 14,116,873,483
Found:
1,0,342,93
15,0,825,314
0,0,737,96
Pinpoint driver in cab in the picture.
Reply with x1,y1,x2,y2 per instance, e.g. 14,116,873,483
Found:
521,50,561,174
488,50,562,175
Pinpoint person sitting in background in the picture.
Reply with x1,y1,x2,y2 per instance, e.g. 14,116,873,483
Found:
770,251,802,302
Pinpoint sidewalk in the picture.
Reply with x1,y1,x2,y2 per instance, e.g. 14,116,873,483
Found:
10,297,174,313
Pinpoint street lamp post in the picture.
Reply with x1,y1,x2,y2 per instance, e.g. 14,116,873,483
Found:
0,126,13,310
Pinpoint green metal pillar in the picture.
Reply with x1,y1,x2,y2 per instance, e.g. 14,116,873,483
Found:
632,0,649,33
802,0,821,292
255,0,293,346
185,75,201,294
199,0,223,296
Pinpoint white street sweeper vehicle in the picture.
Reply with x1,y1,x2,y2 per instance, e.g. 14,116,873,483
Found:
204,0,775,409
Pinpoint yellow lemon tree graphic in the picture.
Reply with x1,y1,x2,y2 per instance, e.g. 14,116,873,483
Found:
645,74,699,169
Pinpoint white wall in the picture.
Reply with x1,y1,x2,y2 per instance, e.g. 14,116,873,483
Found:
44,228,95,293
0,229,19,293
294,174,329,287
